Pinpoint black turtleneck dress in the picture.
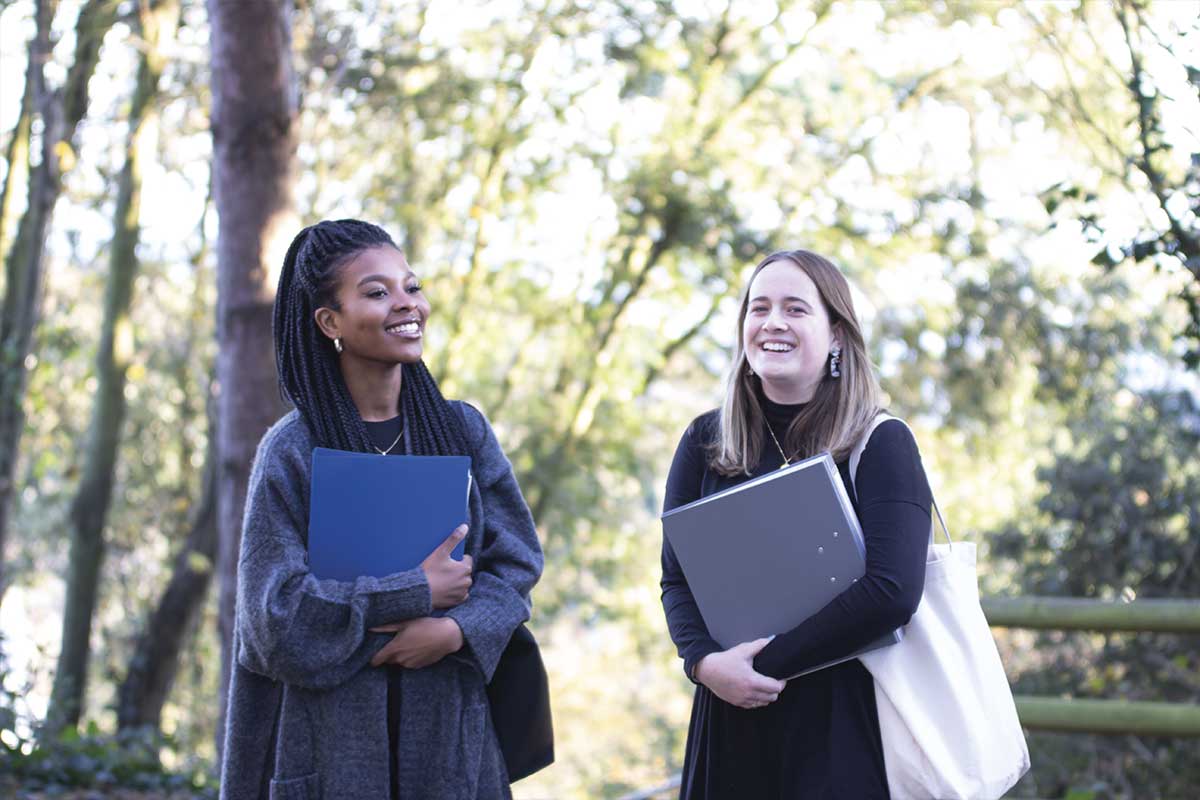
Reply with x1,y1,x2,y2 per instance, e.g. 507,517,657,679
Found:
660,398,933,799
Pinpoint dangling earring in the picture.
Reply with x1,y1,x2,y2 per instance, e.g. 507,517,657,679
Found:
746,363,755,377
333,337,344,354
829,346,841,378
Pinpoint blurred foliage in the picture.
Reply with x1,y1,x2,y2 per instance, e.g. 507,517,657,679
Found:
990,389,1200,799
0,0,1197,797
0,638,212,796
0,726,214,798
1026,0,1200,368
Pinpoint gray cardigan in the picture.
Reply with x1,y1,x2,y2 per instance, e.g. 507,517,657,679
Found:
220,403,544,800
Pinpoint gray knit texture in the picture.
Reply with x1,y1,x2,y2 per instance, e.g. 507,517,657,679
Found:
220,402,543,800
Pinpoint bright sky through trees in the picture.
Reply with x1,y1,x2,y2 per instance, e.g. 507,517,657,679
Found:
1,0,1198,796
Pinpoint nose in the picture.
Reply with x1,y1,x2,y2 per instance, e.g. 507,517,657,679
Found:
391,291,414,311
763,308,788,331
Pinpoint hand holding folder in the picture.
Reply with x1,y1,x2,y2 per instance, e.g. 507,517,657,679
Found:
693,637,785,710
307,448,474,591
421,524,473,608
309,447,555,782
369,616,465,668
661,451,901,678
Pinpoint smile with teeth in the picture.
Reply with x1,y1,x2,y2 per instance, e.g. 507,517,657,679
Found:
386,321,421,336
761,342,794,352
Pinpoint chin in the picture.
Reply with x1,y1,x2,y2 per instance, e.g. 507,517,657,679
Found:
754,364,798,381
374,344,423,365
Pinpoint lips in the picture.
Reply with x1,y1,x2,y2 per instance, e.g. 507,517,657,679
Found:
385,318,422,338
759,340,795,353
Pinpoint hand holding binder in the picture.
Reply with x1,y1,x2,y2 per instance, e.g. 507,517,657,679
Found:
694,637,785,710
307,448,473,585
422,524,474,608
661,451,901,678
369,617,465,668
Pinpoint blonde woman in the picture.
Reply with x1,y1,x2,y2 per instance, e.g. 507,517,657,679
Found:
660,250,933,798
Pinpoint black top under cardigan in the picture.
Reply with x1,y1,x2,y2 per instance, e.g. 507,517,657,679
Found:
660,400,933,799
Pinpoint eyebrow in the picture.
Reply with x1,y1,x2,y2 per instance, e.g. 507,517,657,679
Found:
750,295,811,306
356,272,417,287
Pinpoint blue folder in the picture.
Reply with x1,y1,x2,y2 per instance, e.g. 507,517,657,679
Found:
307,447,471,581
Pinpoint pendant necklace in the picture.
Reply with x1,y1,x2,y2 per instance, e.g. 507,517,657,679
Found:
371,423,404,456
765,421,791,468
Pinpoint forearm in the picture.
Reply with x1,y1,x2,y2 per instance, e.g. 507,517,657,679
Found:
662,543,723,679
751,585,903,680
449,414,545,679
662,583,723,679
444,572,532,679
753,499,929,679
237,536,433,688
371,616,464,669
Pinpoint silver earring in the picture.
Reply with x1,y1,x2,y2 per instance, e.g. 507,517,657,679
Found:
334,337,344,354
746,363,755,377
829,346,841,378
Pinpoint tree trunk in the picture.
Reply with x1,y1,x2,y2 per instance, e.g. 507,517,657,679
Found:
45,0,176,735
206,0,297,758
117,423,217,731
0,33,34,268
0,0,117,597
118,182,215,734
0,0,56,600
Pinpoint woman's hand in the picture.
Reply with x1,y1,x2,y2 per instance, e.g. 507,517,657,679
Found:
370,617,464,668
694,637,786,709
421,525,473,608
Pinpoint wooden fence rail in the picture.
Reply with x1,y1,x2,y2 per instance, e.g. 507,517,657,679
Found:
981,596,1200,634
1014,697,1200,737
617,597,1200,798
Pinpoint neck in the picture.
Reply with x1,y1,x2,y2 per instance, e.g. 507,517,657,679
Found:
759,376,818,405
340,359,404,421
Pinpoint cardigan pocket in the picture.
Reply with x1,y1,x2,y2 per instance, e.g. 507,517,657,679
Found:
269,772,320,800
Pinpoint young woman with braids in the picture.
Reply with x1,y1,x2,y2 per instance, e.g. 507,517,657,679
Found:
220,220,544,800
660,250,933,798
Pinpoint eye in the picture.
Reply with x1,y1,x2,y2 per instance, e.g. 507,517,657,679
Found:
366,288,387,299
789,306,807,315
749,304,767,314
406,282,422,294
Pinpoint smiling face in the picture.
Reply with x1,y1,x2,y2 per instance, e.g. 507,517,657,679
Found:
741,260,839,404
313,245,431,368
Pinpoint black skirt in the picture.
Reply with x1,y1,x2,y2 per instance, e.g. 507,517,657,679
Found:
679,659,890,800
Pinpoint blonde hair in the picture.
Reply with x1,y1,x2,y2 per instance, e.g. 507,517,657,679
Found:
710,250,882,476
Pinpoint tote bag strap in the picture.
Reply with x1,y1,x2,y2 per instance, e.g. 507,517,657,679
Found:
848,412,951,546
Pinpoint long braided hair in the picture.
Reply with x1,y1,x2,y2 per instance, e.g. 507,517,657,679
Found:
273,219,470,457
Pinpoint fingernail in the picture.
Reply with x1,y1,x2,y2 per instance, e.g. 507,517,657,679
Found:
768,635,776,641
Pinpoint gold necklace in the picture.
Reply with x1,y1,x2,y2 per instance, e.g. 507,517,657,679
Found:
765,421,790,467
371,425,404,456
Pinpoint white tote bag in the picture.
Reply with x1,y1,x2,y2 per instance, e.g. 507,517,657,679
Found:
850,414,1030,800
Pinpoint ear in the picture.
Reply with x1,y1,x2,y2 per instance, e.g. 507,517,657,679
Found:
314,306,341,342
830,321,843,353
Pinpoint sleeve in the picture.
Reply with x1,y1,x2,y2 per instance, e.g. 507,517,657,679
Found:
444,403,544,682
660,416,723,681
753,420,932,680
234,427,433,690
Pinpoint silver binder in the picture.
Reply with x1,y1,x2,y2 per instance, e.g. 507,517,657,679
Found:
662,451,901,678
